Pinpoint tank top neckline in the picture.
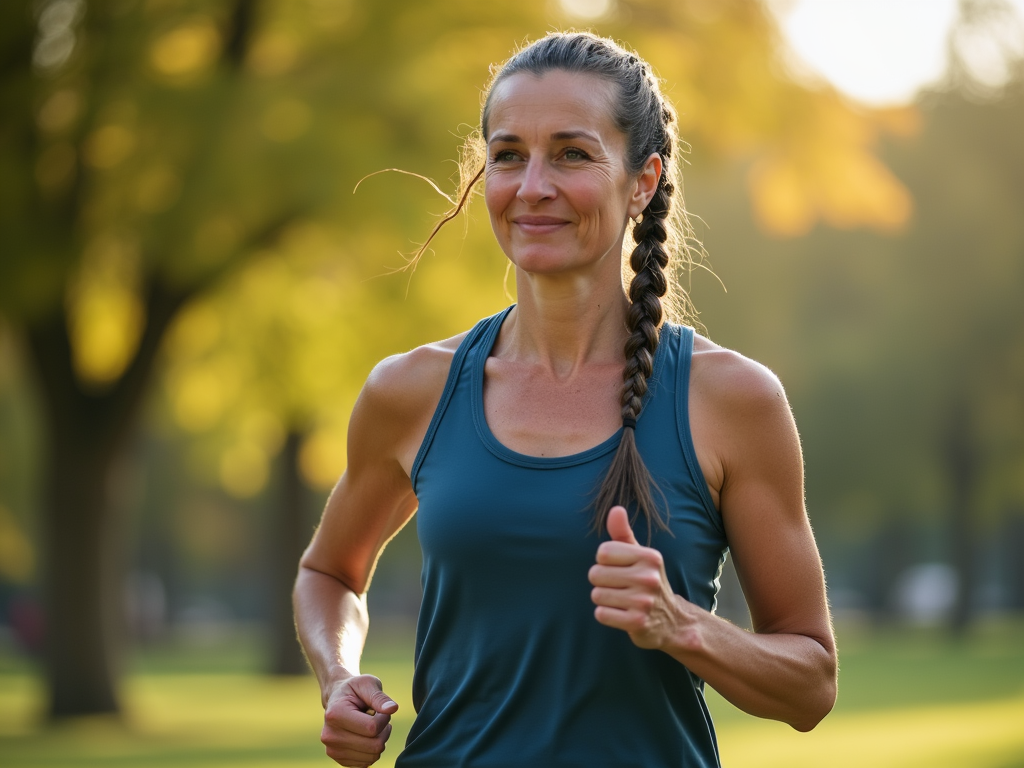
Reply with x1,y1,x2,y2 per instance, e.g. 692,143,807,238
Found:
470,305,671,470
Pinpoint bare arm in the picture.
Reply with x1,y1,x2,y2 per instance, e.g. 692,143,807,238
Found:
296,461,418,700
294,340,458,766
590,346,837,732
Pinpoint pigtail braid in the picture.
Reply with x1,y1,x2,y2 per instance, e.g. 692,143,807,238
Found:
592,176,674,542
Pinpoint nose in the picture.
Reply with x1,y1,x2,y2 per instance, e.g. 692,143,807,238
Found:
517,157,556,205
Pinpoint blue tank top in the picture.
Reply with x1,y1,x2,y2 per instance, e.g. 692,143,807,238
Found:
398,307,728,768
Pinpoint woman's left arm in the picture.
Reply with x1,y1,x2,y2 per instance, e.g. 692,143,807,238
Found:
589,349,837,732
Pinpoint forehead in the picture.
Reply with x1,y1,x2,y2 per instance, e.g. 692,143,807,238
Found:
486,70,621,142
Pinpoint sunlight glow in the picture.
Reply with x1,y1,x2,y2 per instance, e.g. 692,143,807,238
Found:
773,0,1024,106
559,0,614,21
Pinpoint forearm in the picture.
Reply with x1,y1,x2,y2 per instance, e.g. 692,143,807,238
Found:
293,566,369,700
663,599,837,731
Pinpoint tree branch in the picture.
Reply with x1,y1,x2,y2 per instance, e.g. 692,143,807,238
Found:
223,0,259,70
99,276,192,449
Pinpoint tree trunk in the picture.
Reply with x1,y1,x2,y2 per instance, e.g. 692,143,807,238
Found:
867,516,913,624
268,429,311,675
945,397,978,634
41,418,123,716
24,283,189,717
9,0,274,715
1003,508,1024,611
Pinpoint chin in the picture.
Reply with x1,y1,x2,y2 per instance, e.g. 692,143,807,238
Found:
510,251,586,275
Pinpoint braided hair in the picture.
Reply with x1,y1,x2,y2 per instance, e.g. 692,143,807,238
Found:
421,32,700,540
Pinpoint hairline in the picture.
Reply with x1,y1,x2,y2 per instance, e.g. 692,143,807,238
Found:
482,66,629,148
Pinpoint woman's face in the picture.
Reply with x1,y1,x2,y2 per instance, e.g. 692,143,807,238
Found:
484,70,658,279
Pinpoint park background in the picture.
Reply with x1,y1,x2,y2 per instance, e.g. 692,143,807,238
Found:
1,0,1024,765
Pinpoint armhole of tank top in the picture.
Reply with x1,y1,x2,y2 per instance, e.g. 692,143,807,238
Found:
675,326,726,537
410,309,509,492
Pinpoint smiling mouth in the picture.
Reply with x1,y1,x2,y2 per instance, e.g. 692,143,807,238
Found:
513,216,569,233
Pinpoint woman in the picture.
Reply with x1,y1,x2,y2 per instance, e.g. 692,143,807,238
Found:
294,32,837,768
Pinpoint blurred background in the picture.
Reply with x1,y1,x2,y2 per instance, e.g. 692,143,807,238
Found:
1,0,1023,766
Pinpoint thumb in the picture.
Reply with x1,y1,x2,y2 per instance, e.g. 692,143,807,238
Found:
606,505,639,545
350,675,399,714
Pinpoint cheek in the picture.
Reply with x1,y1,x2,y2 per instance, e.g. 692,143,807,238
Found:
484,175,514,224
484,180,515,258
574,187,620,242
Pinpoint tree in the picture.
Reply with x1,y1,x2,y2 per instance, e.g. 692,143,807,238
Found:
1,0,292,716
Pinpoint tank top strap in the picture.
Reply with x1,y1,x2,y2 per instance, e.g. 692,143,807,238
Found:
410,306,514,490
673,325,725,536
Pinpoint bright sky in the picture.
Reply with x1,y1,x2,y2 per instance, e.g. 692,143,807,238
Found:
771,0,1024,105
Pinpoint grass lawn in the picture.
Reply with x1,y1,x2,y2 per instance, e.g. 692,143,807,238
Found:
1,618,1023,768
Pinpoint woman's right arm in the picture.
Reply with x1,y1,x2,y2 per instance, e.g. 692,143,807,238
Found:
294,340,459,767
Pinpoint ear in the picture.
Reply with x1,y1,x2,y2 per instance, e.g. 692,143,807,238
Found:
627,153,663,220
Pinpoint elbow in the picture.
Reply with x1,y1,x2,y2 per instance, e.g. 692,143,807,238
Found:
790,700,833,732
296,554,369,596
789,662,838,732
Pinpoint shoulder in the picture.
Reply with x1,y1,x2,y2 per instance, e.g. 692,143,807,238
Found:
689,333,790,421
686,332,801,502
359,332,468,416
349,330,470,476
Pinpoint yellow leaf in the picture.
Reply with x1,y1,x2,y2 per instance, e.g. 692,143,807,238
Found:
748,155,817,237
150,20,221,78
300,427,347,489
82,125,135,169
67,236,144,385
171,364,238,432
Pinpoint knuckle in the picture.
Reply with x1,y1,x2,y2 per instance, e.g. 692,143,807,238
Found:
639,572,661,589
322,734,345,751
360,675,380,696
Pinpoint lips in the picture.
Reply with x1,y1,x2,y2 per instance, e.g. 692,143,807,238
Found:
512,215,570,234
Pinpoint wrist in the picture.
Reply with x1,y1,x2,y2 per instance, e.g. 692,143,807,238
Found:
662,595,709,656
320,665,357,707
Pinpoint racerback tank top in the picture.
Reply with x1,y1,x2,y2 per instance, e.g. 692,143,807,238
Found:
397,307,728,768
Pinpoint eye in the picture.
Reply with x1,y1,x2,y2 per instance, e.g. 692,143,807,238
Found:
563,147,591,161
491,149,519,162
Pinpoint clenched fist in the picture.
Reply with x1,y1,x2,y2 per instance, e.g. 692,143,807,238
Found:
321,673,399,767
589,505,690,650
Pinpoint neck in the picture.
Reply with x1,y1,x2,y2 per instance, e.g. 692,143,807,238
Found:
498,259,629,376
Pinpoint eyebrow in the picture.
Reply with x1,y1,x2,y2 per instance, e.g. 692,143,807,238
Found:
487,130,602,144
